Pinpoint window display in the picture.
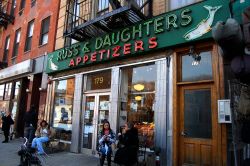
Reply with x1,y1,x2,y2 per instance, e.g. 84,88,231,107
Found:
52,78,75,142
120,63,156,149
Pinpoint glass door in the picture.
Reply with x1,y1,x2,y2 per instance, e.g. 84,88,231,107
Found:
82,93,110,154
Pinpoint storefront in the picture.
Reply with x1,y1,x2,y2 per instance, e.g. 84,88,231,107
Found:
0,56,48,137
46,0,230,165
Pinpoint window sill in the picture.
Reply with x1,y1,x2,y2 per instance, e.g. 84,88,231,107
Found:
11,56,17,60
177,80,214,85
38,43,48,48
18,9,24,16
24,50,31,54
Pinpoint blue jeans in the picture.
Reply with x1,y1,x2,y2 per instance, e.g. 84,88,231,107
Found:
31,137,49,154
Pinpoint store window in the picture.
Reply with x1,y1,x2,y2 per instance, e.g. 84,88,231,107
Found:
86,70,111,91
170,0,202,10
52,78,75,142
4,83,12,100
14,81,20,100
120,63,156,149
0,84,5,100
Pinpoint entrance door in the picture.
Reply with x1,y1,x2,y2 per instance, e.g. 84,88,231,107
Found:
81,93,110,154
179,84,216,166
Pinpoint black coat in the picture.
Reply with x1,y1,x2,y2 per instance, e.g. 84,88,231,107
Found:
2,115,14,132
114,128,139,165
24,110,37,128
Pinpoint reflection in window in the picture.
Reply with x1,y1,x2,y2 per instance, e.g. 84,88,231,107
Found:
86,70,111,91
184,89,212,139
4,83,12,100
120,63,156,148
181,51,212,82
170,0,201,10
53,78,75,142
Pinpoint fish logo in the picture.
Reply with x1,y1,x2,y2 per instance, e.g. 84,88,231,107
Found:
184,5,222,41
48,55,58,71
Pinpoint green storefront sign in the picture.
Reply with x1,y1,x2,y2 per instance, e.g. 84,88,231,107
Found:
46,0,230,74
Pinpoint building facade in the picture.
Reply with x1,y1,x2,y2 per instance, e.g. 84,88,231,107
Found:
0,0,60,137
44,0,238,165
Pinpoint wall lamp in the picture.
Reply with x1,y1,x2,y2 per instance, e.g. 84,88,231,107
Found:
188,46,201,66
26,88,31,93
39,87,47,91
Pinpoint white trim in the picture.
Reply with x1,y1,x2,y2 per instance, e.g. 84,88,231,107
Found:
51,58,166,81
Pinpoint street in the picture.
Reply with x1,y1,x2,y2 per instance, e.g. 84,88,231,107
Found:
0,133,99,166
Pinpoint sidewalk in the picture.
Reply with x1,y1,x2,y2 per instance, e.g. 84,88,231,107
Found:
0,133,99,166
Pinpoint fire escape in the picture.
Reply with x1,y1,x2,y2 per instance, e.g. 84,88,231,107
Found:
0,0,15,29
64,0,153,43
0,0,15,69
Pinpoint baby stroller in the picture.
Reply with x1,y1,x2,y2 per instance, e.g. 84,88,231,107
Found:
18,137,42,166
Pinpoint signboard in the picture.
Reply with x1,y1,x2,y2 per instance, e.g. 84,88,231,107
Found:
46,0,230,74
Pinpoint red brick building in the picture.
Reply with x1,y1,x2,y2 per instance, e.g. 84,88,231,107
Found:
0,0,59,137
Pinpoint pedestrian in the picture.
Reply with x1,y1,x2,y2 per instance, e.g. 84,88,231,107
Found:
114,122,139,166
1,111,14,143
24,105,37,144
31,120,50,155
98,120,116,166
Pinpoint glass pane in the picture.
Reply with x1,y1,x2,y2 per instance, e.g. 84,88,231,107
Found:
184,89,212,139
83,96,95,149
42,33,48,45
4,82,12,100
14,81,20,99
96,95,110,150
53,78,74,142
120,63,156,149
86,70,111,91
0,84,5,100
182,51,212,82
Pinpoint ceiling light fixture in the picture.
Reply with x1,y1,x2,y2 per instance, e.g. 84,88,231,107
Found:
133,84,144,91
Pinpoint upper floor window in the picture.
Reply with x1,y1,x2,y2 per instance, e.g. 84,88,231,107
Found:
3,35,10,62
170,0,201,10
97,0,109,16
12,28,21,59
31,0,36,7
40,16,50,46
25,20,34,52
19,0,26,15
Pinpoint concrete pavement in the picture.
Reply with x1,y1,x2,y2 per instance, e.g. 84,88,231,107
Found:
0,133,99,166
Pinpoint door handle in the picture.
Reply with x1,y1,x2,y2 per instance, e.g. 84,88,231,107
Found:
181,131,187,136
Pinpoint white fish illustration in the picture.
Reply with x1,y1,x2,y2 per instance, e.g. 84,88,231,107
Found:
184,5,222,41
48,55,58,71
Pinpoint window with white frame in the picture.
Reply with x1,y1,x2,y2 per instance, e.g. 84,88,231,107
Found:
97,0,109,16
25,20,34,52
12,28,21,58
40,16,50,45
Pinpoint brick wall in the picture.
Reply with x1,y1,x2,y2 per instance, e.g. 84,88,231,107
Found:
0,0,60,66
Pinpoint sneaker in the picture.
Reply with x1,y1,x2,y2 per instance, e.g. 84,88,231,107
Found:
2,140,8,143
